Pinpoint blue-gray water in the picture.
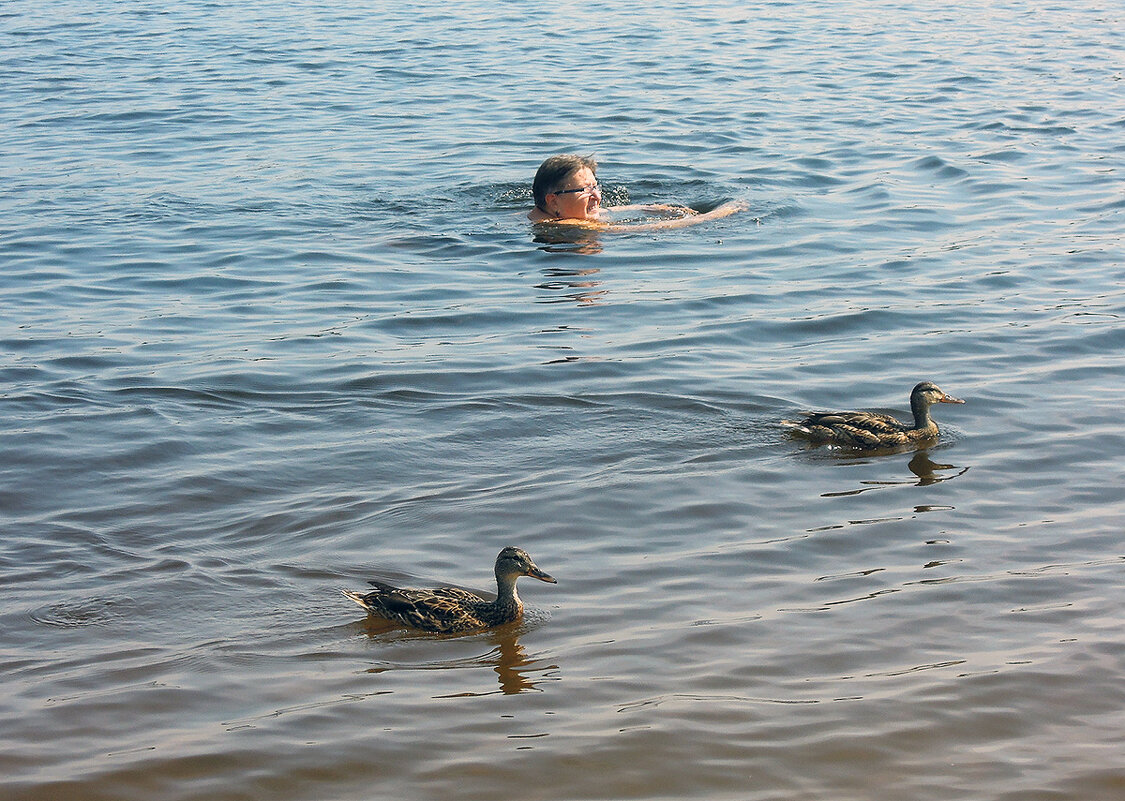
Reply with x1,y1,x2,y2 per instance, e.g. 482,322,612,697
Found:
2,1,1123,799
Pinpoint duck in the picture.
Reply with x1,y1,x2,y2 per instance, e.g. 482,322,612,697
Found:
781,381,965,450
341,546,557,633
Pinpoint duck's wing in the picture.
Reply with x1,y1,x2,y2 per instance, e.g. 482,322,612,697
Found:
428,586,488,603
365,580,485,603
358,582,485,633
803,410,903,432
819,421,912,448
783,410,912,448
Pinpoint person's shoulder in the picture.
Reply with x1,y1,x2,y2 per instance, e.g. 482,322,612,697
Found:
529,210,606,229
533,218,605,230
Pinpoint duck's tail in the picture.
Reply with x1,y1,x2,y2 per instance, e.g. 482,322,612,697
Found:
779,420,812,435
340,589,369,609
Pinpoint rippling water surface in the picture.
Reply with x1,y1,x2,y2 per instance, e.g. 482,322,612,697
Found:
3,1,1124,799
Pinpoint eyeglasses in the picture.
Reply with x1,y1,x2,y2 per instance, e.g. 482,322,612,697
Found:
552,183,601,198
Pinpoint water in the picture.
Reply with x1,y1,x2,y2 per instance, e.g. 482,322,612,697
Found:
2,1,1124,799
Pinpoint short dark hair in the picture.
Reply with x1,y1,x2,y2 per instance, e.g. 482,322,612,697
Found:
532,154,597,210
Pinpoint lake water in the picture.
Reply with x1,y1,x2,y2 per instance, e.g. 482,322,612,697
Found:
2,1,1123,799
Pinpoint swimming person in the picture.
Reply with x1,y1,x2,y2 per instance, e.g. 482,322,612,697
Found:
528,154,745,231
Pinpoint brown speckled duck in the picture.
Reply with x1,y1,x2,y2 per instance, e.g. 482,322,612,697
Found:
341,547,556,633
782,381,964,449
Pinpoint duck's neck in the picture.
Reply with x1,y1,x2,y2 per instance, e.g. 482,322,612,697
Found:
493,572,523,615
910,396,935,430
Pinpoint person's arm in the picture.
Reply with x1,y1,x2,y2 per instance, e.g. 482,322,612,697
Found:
603,200,746,232
609,203,691,213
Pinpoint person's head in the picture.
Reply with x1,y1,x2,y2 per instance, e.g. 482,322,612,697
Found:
532,154,602,220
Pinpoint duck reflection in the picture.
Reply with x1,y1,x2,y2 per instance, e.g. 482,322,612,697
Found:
907,451,969,486
358,625,559,696
821,450,969,498
490,630,558,695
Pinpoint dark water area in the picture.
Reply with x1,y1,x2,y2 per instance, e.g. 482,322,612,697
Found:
2,1,1123,799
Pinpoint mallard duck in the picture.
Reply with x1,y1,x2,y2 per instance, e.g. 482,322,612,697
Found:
782,381,964,449
341,546,556,633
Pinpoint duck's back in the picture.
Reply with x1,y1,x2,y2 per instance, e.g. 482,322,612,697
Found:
801,410,903,432
793,410,935,448
358,582,493,633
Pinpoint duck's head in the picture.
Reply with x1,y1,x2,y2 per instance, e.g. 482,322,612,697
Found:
496,546,557,584
911,381,965,409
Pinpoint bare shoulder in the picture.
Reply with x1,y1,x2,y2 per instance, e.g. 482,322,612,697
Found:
530,216,608,230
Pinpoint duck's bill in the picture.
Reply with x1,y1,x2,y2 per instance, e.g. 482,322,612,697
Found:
528,566,557,584
939,393,965,404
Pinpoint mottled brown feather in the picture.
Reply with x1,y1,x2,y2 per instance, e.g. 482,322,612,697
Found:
782,382,963,450
341,547,556,634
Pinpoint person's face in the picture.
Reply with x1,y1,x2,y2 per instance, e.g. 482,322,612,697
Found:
547,167,602,220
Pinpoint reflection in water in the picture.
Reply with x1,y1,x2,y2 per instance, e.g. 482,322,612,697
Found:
821,450,969,498
905,452,970,486
536,265,606,306
491,632,557,695
531,220,621,305
358,623,559,696
532,222,604,255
